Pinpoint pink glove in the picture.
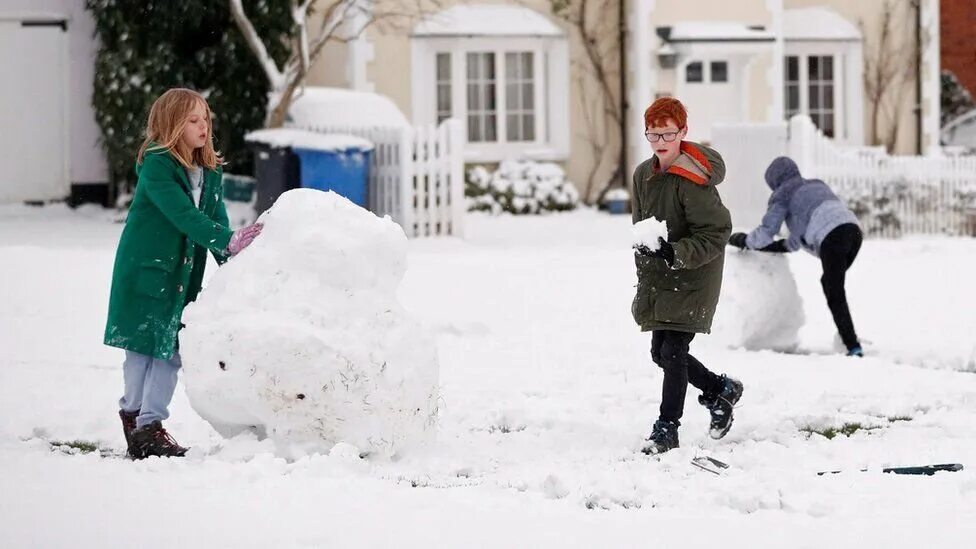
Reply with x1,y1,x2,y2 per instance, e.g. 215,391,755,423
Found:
227,223,263,256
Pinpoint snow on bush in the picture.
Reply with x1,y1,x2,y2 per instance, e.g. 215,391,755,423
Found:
632,217,668,250
466,160,579,214
710,250,804,352
181,189,439,458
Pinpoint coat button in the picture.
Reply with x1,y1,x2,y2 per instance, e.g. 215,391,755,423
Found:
183,256,190,265
178,284,184,293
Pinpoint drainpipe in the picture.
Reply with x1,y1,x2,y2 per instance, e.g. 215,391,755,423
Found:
915,0,923,154
619,0,628,188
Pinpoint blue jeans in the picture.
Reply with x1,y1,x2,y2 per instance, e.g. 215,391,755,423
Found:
119,350,182,429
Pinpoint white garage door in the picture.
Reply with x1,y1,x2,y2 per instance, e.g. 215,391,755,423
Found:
0,17,68,203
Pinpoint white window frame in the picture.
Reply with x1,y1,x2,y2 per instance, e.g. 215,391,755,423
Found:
783,41,863,144
411,36,570,162
682,58,731,85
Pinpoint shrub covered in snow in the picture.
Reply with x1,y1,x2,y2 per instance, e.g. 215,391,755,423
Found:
466,161,579,214
181,189,439,458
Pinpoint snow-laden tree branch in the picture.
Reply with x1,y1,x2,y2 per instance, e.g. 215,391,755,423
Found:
231,0,429,128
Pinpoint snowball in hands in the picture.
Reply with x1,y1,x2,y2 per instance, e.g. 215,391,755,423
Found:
180,189,439,457
632,217,669,250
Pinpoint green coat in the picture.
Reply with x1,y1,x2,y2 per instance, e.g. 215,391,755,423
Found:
104,148,233,359
631,142,732,333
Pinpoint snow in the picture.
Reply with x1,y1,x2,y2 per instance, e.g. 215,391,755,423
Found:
784,8,862,42
2,204,976,547
287,87,409,129
181,190,438,458
668,21,773,42
244,128,373,152
412,5,564,38
631,217,668,250
712,251,804,352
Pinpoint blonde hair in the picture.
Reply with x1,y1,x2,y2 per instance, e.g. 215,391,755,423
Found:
138,88,222,170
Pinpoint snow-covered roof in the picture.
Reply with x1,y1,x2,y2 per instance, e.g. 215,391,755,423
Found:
413,5,563,38
784,8,861,42
287,87,409,129
245,128,374,152
667,21,773,42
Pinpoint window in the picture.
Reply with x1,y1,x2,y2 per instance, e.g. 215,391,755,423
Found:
685,61,703,83
807,55,835,137
710,61,728,83
784,56,800,119
505,52,535,142
436,53,452,124
783,54,836,137
466,52,497,142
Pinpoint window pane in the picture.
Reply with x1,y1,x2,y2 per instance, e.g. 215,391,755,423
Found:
786,56,799,81
437,53,450,80
507,83,520,110
823,113,834,137
485,114,496,141
809,84,820,109
824,84,834,108
507,114,520,141
787,85,799,111
522,52,533,78
468,115,481,142
468,84,480,110
686,61,703,83
823,56,833,80
505,53,518,79
523,114,535,141
710,61,728,83
467,53,479,79
484,53,496,79
808,56,819,80
485,85,496,110
523,83,534,109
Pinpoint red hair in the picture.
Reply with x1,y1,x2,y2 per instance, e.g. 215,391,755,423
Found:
644,97,687,129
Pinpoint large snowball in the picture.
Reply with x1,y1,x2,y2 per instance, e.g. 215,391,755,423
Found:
710,250,804,352
181,189,439,458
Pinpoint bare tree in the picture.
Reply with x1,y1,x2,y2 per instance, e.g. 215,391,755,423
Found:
230,0,427,128
548,0,623,204
862,0,918,152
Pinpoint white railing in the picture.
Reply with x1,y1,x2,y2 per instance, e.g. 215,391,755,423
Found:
789,116,976,238
286,119,465,238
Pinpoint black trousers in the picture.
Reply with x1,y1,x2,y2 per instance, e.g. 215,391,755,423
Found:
819,223,862,350
652,330,724,425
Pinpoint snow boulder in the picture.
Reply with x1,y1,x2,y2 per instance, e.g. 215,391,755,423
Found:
180,189,439,457
710,249,805,352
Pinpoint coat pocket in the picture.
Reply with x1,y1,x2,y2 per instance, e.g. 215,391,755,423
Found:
134,260,173,300
654,288,709,325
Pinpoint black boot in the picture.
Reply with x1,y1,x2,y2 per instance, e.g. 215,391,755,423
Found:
641,419,680,455
119,409,139,457
130,421,188,459
699,375,744,440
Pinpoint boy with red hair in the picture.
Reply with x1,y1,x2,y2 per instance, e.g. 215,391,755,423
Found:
631,97,743,455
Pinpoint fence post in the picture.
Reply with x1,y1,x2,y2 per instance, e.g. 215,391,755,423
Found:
447,119,465,237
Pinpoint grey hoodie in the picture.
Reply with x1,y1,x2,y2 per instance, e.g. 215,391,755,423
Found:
746,156,859,256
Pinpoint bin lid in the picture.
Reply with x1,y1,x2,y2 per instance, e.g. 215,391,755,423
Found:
244,128,374,152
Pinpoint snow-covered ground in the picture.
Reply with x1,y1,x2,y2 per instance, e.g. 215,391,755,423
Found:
1,204,974,548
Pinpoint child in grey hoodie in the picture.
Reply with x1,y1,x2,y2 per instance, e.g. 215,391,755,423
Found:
728,156,864,356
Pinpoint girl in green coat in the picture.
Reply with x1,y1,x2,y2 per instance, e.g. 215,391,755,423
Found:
104,89,263,459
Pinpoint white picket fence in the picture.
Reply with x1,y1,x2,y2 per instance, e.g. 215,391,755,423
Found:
788,116,976,237
287,119,465,238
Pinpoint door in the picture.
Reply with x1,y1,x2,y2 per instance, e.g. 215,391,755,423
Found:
0,18,68,203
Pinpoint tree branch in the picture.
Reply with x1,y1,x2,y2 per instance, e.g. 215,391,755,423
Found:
230,0,286,90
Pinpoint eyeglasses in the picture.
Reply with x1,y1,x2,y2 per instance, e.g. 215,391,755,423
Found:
645,130,681,143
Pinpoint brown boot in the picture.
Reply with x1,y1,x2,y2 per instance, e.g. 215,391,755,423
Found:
119,409,139,456
130,421,189,459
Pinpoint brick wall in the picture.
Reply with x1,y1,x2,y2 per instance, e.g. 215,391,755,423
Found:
942,0,976,94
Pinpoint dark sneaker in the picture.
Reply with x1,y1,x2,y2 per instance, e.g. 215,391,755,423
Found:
846,346,864,357
641,419,680,455
700,375,743,440
130,421,188,459
119,409,139,456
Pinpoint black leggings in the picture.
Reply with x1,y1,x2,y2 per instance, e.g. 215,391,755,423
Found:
819,223,862,350
651,330,724,425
